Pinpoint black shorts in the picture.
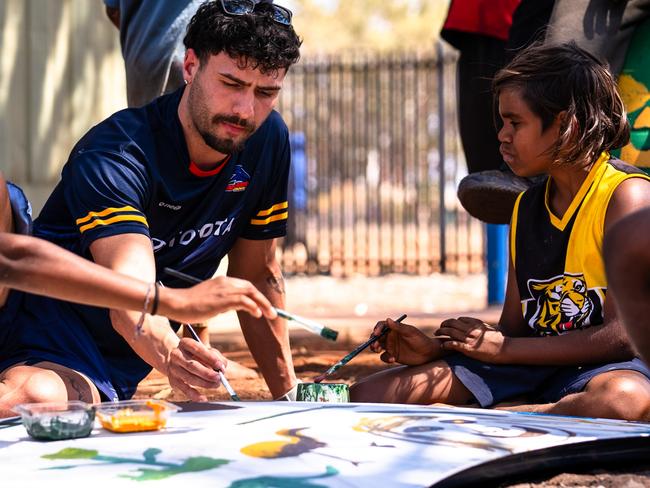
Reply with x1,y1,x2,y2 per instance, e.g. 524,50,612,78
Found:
445,353,650,408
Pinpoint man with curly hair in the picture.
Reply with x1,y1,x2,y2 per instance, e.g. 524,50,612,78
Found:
0,0,302,415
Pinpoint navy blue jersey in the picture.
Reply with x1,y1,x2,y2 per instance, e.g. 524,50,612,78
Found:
36,88,290,281
0,89,291,400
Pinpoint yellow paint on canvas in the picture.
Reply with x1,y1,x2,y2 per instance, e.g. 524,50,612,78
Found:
240,429,300,458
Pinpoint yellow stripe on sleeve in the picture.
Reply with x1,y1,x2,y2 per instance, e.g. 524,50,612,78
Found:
75,206,142,226
79,214,149,233
250,211,288,226
255,201,288,217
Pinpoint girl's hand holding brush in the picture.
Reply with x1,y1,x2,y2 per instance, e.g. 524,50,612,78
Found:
369,318,447,366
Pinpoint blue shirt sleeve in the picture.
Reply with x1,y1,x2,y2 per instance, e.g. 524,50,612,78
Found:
241,123,291,240
62,150,151,252
103,0,119,8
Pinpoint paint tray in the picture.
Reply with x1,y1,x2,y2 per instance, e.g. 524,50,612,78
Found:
95,399,179,433
15,401,95,441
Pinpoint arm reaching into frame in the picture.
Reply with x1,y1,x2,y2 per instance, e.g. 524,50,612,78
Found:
0,232,276,325
605,206,650,366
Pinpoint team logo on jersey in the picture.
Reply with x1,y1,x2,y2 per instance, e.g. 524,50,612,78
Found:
525,273,603,335
226,165,250,192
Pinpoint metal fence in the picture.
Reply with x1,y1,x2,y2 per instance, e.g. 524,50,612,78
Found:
277,44,484,277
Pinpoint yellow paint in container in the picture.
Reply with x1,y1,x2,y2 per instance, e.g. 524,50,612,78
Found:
95,399,179,433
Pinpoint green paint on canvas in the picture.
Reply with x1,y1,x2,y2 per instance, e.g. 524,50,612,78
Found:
120,457,229,481
43,447,229,480
43,448,99,460
228,465,339,488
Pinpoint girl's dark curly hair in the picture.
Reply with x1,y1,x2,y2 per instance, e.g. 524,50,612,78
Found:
183,1,302,75
493,42,630,167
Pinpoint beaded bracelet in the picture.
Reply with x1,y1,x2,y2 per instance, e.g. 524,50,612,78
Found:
135,282,154,336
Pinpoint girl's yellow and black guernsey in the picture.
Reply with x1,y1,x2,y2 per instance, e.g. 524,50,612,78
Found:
511,153,650,336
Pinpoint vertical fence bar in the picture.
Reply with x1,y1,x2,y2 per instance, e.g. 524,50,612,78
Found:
413,53,422,273
436,42,447,273
363,52,371,273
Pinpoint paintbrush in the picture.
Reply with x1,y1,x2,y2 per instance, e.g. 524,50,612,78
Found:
313,313,407,383
163,267,339,341
184,322,241,402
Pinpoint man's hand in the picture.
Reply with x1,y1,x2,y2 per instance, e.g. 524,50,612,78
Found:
166,338,227,402
369,318,443,366
159,276,278,324
436,317,507,362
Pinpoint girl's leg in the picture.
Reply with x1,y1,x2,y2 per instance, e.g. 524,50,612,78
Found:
350,359,476,405
497,370,650,421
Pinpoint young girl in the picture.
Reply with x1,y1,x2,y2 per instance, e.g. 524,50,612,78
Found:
351,42,650,421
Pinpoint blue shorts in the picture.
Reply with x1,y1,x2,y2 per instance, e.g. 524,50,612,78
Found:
445,353,650,408
0,290,168,402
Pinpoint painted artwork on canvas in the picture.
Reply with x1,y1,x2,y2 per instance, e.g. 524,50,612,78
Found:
1,402,649,487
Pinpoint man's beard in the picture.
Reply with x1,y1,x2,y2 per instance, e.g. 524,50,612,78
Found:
198,114,255,154
188,81,256,154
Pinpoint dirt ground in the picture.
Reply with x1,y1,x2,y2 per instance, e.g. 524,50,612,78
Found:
134,274,650,487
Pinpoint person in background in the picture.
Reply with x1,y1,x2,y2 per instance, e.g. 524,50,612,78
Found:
440,0,525,225
0,0,301,417
104,0,204,107
351,43,650,422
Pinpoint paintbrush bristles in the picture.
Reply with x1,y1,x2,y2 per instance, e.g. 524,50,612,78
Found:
320,327,339,341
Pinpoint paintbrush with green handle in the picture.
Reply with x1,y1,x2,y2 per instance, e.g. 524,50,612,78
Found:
163,267,339,341
314,314,407,383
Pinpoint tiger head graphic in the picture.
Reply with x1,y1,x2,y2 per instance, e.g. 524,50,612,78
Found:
527,274,595,334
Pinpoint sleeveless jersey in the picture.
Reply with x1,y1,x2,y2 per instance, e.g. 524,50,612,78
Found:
511,153,650,336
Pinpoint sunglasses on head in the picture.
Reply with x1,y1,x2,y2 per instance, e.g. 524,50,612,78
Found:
218,0,293,26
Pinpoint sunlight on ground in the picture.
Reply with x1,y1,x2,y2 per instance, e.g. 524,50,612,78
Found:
208,272,488,333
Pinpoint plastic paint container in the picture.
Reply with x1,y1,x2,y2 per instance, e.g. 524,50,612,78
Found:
95,399,179,433
15,401,95,441
296,383,349,402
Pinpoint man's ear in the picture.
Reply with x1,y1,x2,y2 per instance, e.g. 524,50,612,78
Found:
183,49,200,83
